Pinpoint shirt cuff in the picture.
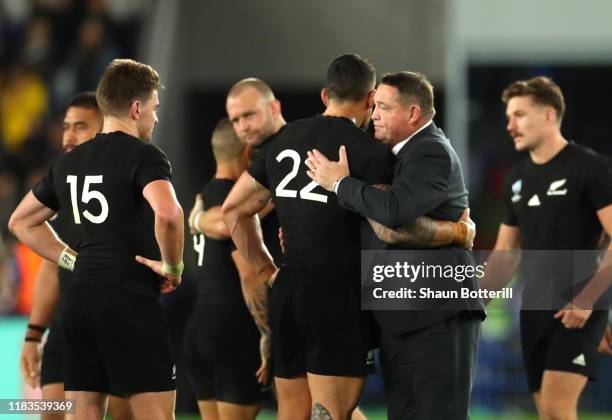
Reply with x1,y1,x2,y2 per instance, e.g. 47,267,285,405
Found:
333,176,347,194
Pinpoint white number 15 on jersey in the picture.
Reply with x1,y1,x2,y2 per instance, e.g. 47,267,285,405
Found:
66,175,109,224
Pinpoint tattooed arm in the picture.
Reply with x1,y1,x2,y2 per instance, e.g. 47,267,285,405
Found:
222,172,276,278
367,185,476,249
232,250,272,384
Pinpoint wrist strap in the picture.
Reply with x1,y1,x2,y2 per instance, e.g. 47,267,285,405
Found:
24,337,41,343
58,247,76,271
27,323,47,333
162,260,184,276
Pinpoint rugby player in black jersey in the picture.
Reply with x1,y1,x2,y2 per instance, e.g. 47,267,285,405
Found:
9,59,183,420
222,53,385,420
482,76,612,419
189,78,285,262
184,118,270,420
19,92,134,420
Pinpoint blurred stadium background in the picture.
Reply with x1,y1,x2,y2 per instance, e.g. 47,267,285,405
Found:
0,1,610,419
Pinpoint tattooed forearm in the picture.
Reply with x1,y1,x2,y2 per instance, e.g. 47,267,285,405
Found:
242,281,271,338
368,183,455,247
369,216,442,247
311,403,333,420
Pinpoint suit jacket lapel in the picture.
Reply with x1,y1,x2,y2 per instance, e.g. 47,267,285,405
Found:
396,121,440,159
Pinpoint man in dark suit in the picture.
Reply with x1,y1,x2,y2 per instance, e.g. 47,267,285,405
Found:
306,71,485,420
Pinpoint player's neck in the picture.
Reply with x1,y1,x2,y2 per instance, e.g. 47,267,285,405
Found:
529,134,568,164
274,117,287,133
101,116,139,138
215,161,244,181
322,103,362,126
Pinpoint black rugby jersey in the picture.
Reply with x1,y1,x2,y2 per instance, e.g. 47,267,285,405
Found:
249,115,393,265
503,142,612,304
192,178,244,306
252,137,283,263
33,131,172,296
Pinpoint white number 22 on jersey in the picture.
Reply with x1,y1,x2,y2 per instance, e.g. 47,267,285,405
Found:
274,149,328,203
66,175,109,224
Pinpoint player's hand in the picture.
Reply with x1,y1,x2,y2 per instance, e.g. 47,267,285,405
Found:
256,334,271,385
305,146,349,191
458,208,476,250
553,303,593,329
20,341,41,388
135,256,181,293
598,325,612,355
188,194,204,235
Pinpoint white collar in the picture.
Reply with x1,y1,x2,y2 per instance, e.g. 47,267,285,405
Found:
391,120,433,155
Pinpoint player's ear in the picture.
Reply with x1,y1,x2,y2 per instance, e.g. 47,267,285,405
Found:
130,100,140,120
366,89,375,110
270,99,281,117
545,107,556,123
320,88,329,107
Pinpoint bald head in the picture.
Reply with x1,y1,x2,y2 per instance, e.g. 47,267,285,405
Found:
211,118,245,163
227,78,275,102
226,78,284,146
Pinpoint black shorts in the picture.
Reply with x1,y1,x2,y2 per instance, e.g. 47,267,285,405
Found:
183,305,268,404
520,309,608,391
270,263,375,378
62,283,175,396
41,323,63,386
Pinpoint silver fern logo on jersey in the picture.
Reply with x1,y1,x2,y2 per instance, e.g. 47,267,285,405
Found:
547,178,567,196
511,179,522,203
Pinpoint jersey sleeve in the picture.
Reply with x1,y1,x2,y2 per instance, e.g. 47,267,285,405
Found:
502,172,518,226
32,166,60,211
247,153,269,189
133,144,172,191
583,153,612,211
